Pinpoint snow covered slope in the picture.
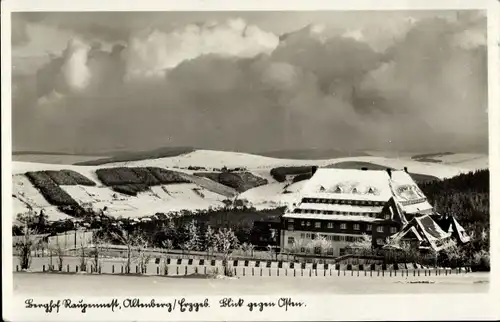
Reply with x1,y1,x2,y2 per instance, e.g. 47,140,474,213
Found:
10,150,488,222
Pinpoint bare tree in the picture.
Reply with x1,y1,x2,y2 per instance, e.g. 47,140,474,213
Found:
50,240,65,271
215,228,239,276
135,234,152,274
89,234,109,273
111,227,135,273
204,225,217,258
161,239,173,274
78,241,88,272
112,228,151,274
14,226,41,270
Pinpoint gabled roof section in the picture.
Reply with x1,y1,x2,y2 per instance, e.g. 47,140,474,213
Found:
389,214,454,251
380,197,407,224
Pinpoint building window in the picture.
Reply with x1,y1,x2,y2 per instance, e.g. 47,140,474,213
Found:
390,227,397,234
300,233,305,239
306,221,311,227
314,247,321,254
339,248,346,256
376,238,384,245
315,222,321,228
288,237,295,245
288,219,294,222
327,222,333,229
287,224,294,230
306,233,311,239
340,223,347,230
377,226,384,233
327,248,334,255
385,213,391,220
301,221,305,226
339,236,345,241
346,236,354,242
300,247,305,253
366,224,372,232
353,224,360,230
333,235,340,241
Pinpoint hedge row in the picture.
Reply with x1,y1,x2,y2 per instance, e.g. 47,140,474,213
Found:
147,167,191,184
270,166,314,182
194,172,268,193
112,184,150,196
42,170,96,186
62,170,96,186
291,172,313,183
25,171,79,207
96,167,191,187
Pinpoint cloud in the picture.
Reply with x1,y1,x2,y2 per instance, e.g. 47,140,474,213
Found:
124,18,279,81
12,13,488,154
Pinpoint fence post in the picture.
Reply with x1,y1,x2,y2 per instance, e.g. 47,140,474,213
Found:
382,270,384,277
99,266,102,274
76,265,79,273
204,266,207,275
243,267,246,276
252,267,254,276
309,269,312,277
390,270,392,277
43,265,45,272
260,268,262,276
277,268,279,276
121,266,124,274
16,265,19,272
177,266,180,275
269,268,271,277
185,266,188,275
351,270,353,276
377,270,379,277
112,265,115,274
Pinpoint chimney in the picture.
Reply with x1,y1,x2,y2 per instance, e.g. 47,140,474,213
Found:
404,167,408,173
386,168,392,178
361,167,368,171
311,166,318,175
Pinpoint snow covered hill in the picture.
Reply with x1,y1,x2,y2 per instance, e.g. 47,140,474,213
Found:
10,150,488,223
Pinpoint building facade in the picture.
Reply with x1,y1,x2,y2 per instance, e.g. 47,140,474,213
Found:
280,167,455,256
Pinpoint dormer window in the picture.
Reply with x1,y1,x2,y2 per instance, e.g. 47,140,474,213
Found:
352,187,358,194
334,186,342,193
319,186,326,192
367,187,375,194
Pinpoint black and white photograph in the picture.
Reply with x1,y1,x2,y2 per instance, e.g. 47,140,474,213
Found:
2,0,499,321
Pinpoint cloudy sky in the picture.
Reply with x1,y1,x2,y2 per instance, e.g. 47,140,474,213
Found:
11,11,488,154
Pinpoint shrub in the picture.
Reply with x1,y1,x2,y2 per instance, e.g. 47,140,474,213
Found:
25,171,79,207
62,170,96,186
194,172,220,182
195,172,267,192
112,184,150,196
45,170,77,185
96,167,143,186
270,166,314,182
147,167,191,184
131,167,161,186
292,173,313,183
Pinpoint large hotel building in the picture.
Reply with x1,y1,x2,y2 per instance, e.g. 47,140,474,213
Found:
280,167,459,256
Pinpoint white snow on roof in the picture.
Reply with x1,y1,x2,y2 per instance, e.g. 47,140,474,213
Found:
296,203,383,213
400,201,433,214
301,168,394,200
283,212,383,222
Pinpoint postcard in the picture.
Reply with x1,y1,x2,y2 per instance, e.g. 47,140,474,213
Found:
2,0,499,321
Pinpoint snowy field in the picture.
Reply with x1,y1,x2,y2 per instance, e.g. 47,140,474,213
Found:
10,150,489,222
13,272,489,296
